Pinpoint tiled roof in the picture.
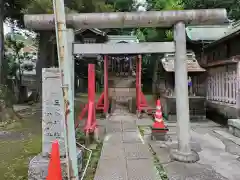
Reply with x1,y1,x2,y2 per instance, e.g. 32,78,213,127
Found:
186,20,240,48
204,20,240,48
186,25,229,41
222,20,240,37
74,29,139,44
75,28,106,36
161,52,206,72
107,35,139,43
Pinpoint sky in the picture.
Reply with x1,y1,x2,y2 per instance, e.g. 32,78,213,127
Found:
4,23,11,35
4,22,36,39
136,0,147,11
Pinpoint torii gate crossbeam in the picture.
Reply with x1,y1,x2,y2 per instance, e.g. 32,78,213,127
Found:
24,9,227,30
72,42,175,54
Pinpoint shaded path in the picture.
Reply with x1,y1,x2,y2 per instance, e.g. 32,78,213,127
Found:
94,107,160,180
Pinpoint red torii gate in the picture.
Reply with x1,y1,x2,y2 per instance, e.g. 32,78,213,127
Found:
76,53,152,132
76,56,109,132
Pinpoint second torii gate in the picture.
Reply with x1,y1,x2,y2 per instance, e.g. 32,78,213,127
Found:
24,7,227,180
73,41,176,116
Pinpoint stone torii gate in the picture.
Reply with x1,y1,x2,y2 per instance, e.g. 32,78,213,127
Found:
24,6,227,180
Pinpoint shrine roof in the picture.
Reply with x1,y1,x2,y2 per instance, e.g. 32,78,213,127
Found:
186,25,228,41
75,28,106,36
107,35,138,43
161,52,206,72
204,20,240,48
186,20,240,48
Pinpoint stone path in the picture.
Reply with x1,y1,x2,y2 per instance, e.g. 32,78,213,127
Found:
146,121,240,180
13,104,31,112
94,108,161,180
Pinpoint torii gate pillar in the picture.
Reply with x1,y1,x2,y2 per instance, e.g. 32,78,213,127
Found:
170,22,199,162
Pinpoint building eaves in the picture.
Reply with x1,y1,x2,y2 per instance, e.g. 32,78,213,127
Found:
202,55,240,68
107,35,139,43
75,28,106,36
204,20,240,49
186,25,229,42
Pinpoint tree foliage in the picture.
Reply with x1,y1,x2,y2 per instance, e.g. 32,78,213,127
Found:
133,0,185,92
2,0,240,96
5,33,25,75
136,0,184,43
183,0,240,20
5,34,24,78
20,0,121,14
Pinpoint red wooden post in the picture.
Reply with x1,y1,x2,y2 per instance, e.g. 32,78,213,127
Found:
84,64,96,132
77,104,88,122
104,55,109,114
85,102,93,131
96,93,104,108
138,55,142,109
136,56,139,111
136,55,142,111
91,64,96,130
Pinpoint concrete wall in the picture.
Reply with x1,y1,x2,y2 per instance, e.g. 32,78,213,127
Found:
206,100,237,124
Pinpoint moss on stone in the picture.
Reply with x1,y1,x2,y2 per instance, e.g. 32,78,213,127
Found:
81,142,103,180
138,126,169,180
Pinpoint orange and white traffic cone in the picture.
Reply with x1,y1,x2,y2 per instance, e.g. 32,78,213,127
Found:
152,99,168,132
46,140,62,180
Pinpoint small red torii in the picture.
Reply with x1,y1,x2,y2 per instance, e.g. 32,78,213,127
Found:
76,54,153,134
76,55,109,135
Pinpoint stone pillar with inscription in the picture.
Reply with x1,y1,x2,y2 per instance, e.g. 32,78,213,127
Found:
28,68,83,180
42,68,66,157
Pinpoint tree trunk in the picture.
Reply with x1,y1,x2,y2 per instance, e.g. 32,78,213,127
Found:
0,101,20,123
0,0,17,123
0,0,5,84
0,84,21,122
35,31,53,102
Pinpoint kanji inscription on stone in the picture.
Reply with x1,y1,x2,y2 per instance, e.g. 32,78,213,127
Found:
42,68,66,157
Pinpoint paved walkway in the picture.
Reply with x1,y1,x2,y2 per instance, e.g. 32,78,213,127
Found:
13,104,31,112
94,103,240,180
146,121,240,180
94,108,160,180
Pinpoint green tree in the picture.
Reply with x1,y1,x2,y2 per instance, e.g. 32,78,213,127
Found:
5,33,25,99
106,0,134,11
134,0,184,94
1,0,28,81
183,0,240,20
20,0,115,100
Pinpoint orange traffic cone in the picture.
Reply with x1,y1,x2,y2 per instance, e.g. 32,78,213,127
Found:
46,140,62,180
152,99,168,132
